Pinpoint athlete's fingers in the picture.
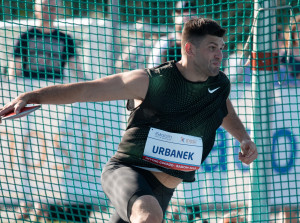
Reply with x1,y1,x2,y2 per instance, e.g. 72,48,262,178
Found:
241,140,256,156
14,100,28,114
243,145,256,157
0,96,28,116
239,140,258,165
239,150,258,165
0,102,15,116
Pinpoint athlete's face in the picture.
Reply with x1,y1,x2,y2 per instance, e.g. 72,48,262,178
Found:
193,35,225,77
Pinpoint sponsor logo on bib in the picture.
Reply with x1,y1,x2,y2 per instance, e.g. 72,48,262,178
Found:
143,128,203,171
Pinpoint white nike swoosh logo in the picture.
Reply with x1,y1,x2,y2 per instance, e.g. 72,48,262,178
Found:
208,87,220,93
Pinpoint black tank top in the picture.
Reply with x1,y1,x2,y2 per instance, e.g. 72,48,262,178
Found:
114,61,231,182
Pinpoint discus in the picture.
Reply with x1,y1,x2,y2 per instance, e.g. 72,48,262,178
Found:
1,105,41,121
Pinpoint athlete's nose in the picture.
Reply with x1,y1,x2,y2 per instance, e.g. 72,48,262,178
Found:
215,49,223,60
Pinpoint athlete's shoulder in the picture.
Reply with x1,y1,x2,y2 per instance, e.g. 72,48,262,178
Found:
219,70,229,78
146,60,176,76
218,70,231,84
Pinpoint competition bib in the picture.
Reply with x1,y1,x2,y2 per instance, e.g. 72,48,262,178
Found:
143,128,203,171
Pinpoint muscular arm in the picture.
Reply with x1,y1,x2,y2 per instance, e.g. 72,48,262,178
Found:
0,69,149,116
222,98,258,165
222,98,250,142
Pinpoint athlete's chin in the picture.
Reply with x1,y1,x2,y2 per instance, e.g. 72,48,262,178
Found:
209,68,220,76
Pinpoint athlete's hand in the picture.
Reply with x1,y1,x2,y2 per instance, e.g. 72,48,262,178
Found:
0,93,29,123
239,139,258,165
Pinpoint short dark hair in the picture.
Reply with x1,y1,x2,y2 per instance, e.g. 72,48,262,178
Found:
181,18,226,46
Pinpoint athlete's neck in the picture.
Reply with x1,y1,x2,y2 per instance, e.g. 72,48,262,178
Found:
176,60,209,82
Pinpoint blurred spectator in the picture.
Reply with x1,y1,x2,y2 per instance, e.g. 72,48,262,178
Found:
194,218,209,223
281,15,300,80
165,204,194,222
276,25,286,53
8,0,83,81
165,203,209,222
115,20,154,73
224,43,251,83
17,202,92,222
14,0,84,220
148,1,198,68
274,25,291,86
16,201,50,221
218,210,246,223
226,27,289,86
275,20,300,87
283,206,298,223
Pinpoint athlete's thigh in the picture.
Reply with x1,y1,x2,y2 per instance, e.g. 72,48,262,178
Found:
150,178,174,214
101,159,154,222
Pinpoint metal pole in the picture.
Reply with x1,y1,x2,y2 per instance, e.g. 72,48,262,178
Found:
110,0,120,74
248,0,277,222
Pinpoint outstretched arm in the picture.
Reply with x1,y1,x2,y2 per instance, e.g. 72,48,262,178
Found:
221,98,258,165
0,69,149,117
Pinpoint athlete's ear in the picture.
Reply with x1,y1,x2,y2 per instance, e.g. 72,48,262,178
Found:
184,42,194,56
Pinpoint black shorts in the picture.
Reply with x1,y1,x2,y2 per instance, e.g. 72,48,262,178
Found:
101,158,175,223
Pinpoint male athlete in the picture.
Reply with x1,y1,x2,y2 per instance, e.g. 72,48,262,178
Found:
0,18,258,223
